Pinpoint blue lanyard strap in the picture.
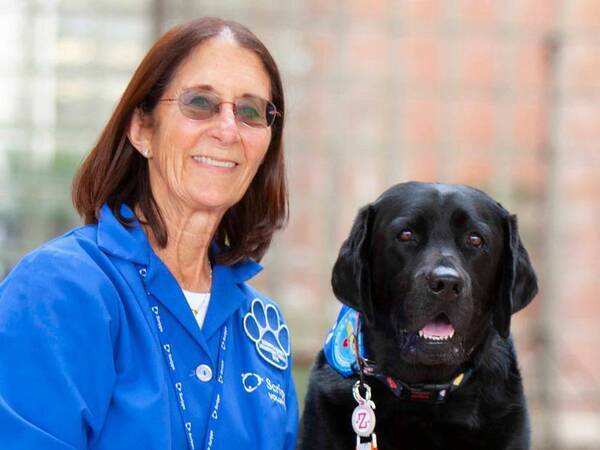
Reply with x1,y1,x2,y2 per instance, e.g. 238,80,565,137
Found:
205,325,228,450
144,284,230,450
148,301,197,449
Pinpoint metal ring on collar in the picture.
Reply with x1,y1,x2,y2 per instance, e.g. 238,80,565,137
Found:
352,380,372,403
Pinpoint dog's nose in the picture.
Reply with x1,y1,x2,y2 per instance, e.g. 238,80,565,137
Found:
426,266,464,300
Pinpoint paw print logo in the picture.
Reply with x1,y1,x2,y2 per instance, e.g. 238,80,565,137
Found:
243,298,290,370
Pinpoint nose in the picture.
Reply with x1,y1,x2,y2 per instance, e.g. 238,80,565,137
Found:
426,266,464,301
212,104,240,144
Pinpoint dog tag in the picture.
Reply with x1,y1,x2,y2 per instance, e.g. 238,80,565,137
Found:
352,403,376,437
352,381,377,438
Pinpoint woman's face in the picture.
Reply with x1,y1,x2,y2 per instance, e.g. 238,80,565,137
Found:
145,36,272,216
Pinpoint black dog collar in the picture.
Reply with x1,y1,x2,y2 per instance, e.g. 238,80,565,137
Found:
358,356,473,404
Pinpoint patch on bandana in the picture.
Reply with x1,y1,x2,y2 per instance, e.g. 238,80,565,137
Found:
323,305,364,377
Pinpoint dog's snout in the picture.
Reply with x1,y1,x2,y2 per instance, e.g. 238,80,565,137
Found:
426,266,464,300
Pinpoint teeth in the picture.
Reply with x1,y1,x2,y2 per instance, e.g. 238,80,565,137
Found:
193,155,236,168
418,330,455,341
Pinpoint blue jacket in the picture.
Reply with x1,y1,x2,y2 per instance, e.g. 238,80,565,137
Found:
0,205,298,449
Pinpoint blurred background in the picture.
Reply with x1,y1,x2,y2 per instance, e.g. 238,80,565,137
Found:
0,0,598,448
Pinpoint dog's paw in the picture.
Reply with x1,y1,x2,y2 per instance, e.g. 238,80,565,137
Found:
243,298,290,370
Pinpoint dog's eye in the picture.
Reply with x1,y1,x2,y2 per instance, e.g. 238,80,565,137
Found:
398,229,414,242
467,233,484,248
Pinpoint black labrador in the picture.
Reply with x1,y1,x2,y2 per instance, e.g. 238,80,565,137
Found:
298,182,538,450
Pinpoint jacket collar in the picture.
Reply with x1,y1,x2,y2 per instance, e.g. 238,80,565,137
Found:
97,202,263,343
97,203,150,265
144,253,263,346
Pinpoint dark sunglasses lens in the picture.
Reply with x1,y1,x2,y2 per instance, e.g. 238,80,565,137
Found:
179,91,216,120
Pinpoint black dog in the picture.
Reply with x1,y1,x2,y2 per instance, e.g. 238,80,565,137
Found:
298,182,538,450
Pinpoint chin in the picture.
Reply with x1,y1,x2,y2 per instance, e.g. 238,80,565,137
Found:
396,330,469,367
187,192,237,213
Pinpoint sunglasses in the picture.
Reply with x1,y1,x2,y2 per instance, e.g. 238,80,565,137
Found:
159,88,279,128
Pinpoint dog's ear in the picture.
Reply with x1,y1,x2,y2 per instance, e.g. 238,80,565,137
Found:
331,205,375,322
494,213,538,339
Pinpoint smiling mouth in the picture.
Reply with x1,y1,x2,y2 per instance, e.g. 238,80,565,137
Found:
192,155,237,169
417,314,455,342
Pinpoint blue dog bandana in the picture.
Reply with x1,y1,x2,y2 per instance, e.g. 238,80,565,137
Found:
323,305,366,377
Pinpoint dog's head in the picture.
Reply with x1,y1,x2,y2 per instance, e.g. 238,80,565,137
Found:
332,182,538,381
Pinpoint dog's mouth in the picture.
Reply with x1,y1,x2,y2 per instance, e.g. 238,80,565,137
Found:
396,313,466,366
418,314,455,342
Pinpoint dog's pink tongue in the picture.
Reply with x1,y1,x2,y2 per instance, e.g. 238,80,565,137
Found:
421,320,454,337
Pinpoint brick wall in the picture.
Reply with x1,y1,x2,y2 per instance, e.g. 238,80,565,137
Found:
245,2,599,448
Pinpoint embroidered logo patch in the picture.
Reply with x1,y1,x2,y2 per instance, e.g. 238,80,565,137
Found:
243,298,290,370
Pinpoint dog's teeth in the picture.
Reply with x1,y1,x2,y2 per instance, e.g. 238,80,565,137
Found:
419,330,457,341
419,333,455,341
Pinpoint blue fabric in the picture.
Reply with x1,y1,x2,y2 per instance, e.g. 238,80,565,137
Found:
322,305,366,378
0,204,298,449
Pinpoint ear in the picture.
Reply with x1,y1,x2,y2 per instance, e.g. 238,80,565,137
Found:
331,205,375,323
494,213,539,339
127,108,154,158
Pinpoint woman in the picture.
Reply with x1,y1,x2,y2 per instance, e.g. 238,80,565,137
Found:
0,17,297,449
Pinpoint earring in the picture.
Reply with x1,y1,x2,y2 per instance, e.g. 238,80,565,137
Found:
142,147,149,158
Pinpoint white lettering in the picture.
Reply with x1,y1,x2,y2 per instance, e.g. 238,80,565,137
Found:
266,378,286,402
213,393,221,412
185,422,194,449
268,392,286,407
153,314,164,333
264,377,286,407
258,341,285,363
218,360,225,384
221,326,228,350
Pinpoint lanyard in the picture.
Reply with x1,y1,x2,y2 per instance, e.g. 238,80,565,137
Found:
204,324,228,450
141,267,230,450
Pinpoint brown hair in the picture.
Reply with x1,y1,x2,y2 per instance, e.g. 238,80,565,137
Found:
72,17,288,265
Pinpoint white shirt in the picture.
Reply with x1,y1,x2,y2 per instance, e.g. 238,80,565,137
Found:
182,290,211,328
